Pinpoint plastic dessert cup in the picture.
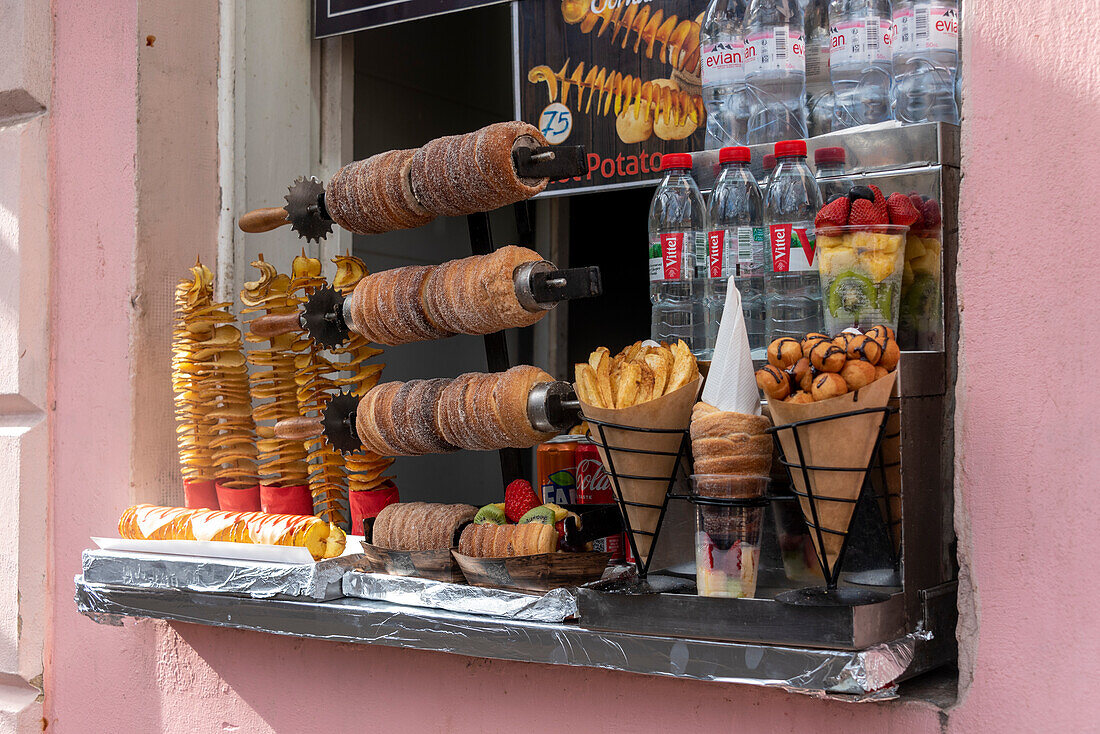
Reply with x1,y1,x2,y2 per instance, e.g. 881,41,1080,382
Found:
690,475,767,599
899,228,943,350
815,224,908,334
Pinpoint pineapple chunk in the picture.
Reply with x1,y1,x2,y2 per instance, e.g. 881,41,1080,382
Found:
910,252,939,276
816,234,845,250
905,234,926,261
903,261,915,288
819,246,858,275
862,251,900,282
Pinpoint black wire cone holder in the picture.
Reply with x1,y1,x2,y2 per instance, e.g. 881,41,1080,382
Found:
586,417,691,580
766,405,898,607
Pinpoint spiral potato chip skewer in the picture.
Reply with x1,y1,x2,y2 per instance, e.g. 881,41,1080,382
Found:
331,253,395,496
242,255,310,488
291,253,349,525
172,261,218,483
528,61,704,126
561,2,703,75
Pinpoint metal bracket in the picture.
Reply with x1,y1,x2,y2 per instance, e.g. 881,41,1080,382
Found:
512,145,589,180
322,391,361,454
285,176,333,243
526,381,582,433
514,261,603,312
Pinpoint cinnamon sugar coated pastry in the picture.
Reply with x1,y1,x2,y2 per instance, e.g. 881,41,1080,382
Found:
370,502,476,551
457,521,558,557
346,247,546,345
327,122,549,235
356,367,556,456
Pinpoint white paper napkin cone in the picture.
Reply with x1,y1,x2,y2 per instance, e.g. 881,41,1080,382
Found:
700,280,762,416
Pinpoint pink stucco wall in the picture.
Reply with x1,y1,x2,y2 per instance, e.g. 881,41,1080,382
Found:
44,1,1099,731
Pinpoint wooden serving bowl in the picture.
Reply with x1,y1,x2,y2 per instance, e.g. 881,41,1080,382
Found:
357,516,469,584
451,550,612,593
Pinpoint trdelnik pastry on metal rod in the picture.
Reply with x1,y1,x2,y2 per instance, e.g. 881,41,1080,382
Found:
235,121,590,243
273,365,583,458
245,246,602,350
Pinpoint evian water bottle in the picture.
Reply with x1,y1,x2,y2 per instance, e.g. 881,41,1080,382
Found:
805,0,835,136
892,0,959,124
701,0,749,148
830,0,894,128
744,0,808,144
648,154,708,354
706,146,765,359
764,140,823,342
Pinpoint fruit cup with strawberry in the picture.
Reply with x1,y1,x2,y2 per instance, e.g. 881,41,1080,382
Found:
813,185,920,334
899,194,943,350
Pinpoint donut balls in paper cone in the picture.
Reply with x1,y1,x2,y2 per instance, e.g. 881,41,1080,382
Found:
574,340,702,565
767,371,896,578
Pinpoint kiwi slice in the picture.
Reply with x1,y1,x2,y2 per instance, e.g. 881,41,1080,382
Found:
825,270,876,318
876,281,898,321
518,506,556,524
473,504,506,525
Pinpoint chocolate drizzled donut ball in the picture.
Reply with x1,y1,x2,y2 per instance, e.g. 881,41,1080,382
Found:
786,391,815,404
755,365,791,400
809,340,847,372
846,334,882,365
840,359,877,392
801,332,830,355
767,338,803,369
878,337,900,371
811,372,848,401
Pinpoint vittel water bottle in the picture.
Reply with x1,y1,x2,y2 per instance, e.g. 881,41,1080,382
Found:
707,146,765,360
830,0,894,128
758,153,776,189
744,0,807,144
648,154,708,354
701,0,750,148
814,146,851,199
805,0,835,136
892,0,959,124
764,140,824,342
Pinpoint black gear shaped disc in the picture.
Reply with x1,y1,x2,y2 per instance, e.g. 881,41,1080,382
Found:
322,391,361,454
301,285,350,349
285,176,333,243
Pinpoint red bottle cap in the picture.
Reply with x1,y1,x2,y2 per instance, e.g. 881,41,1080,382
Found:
660,153,693,170
774,140,807,158
762,154,776,171
814,146,846,165
719,146,751,164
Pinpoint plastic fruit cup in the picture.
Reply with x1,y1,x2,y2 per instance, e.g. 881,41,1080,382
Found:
690,475,767,599
900,228,943,350
815,224,908,335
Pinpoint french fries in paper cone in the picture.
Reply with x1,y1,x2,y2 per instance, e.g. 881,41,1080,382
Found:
574,340,702,564
767,371,896,578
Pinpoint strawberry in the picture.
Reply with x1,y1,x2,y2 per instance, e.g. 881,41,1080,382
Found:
886,192,921,227
504,479,540,523
849,198,888,226
919,197,942,228
866,185,889,222
815,196,850,228
908,194,927,228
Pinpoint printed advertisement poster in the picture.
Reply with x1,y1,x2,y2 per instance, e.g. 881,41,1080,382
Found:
516,0,706,194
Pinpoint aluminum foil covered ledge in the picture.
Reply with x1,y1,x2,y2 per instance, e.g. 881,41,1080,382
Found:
75,577,925,699
81,549,358,601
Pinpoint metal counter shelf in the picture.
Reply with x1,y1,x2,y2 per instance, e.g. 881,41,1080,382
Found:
75,575,936,700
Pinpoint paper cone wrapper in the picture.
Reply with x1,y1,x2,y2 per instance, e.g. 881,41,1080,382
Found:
260,484,314,516
767,372,896,577
215,482,262,512
349,481,400,536
578,376,703,564
183,480,219,510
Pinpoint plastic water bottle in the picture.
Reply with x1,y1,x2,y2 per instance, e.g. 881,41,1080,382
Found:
764,140,824,342
758,153,776,189
701,0,750,148
830,0,894,129
706,146,765,360
648,154,708,354
805,0,835,136
814,146,852,200
892,0,959,124
744,0,807,144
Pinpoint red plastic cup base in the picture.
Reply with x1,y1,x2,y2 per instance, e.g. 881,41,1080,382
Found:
260,484,314,516
349,481,400,537
183,480,219,510
215,482,261,512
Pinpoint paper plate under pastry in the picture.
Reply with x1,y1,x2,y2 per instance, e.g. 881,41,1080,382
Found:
451,551,612,593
